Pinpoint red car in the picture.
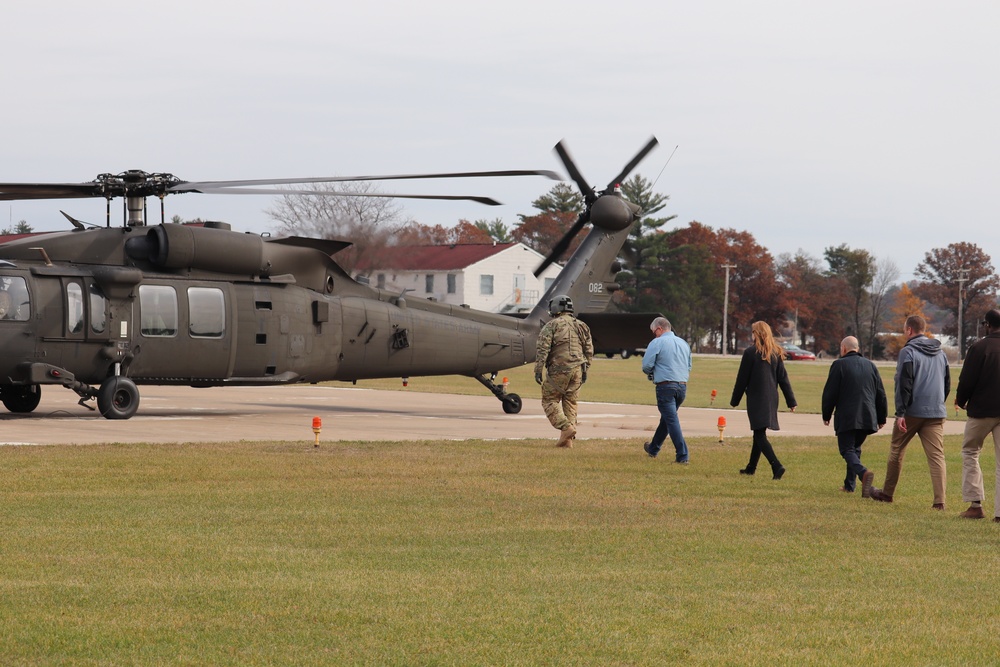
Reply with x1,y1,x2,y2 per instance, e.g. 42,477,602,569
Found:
781,343,816,360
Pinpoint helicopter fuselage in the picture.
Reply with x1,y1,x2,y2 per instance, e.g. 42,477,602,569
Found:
0,138,652,420
0,223,539,418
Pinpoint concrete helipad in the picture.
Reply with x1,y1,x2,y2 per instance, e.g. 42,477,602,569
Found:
0,383,965,446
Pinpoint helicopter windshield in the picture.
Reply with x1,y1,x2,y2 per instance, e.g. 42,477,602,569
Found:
0,276,31,321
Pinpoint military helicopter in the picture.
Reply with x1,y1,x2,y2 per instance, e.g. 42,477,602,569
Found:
0,138,656,419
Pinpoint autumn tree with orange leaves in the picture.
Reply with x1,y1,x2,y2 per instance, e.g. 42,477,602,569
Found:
632,221,786,353
913,242,1000,358
394,220,493,246
511,183,584,260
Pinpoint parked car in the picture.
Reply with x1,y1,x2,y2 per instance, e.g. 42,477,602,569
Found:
781,342,816,360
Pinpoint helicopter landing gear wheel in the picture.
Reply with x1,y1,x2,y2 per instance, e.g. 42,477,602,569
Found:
97,377,140,420
502,393,523,414
1,384,41,413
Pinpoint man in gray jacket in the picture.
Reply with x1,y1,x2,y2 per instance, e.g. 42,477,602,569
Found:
871,315,951,509
822,336,887,496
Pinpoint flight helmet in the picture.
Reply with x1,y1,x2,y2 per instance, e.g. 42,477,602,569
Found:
548,294,574,316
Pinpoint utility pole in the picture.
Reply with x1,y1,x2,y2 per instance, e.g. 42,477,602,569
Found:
721,263,736,356
957,268,970,360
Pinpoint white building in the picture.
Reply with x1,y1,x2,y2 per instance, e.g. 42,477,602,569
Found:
357,243,562,313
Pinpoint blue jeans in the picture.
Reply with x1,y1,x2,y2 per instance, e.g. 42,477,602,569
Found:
650,382,689,462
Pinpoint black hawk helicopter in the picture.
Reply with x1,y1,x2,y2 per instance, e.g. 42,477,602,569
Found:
0,138,657,419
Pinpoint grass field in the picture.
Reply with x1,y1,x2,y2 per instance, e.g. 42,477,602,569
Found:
1,356,990,665
3,435,1000,665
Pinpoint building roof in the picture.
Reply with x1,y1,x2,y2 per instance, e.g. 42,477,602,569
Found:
359,243,519,271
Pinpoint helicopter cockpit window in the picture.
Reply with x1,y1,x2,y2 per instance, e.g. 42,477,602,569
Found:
67,283,84,334
89,283,107,334
139,284,178,337
0,276,30,322
188,287,225,338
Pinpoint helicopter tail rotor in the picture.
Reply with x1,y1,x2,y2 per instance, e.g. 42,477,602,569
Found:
533,136,658,277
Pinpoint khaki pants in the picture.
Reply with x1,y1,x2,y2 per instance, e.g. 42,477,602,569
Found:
883,416,946,505
960,416,1000,518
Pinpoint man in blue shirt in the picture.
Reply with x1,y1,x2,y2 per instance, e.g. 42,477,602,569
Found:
641,317,692,463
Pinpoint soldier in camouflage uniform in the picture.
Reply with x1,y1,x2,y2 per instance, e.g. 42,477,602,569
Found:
534,295,594,447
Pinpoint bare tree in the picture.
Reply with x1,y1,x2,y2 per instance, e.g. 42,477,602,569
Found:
866,256,900,357
265,182,412,275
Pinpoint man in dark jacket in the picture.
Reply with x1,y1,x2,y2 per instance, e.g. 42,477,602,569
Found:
822,336,887,496
870,315,951,509
955,308,1000,521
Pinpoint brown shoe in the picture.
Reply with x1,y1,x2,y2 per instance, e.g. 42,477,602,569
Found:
861,470,875,498
994,517,1000,523
870,488,893,503
556,426,576,448
931,503,945,511
839,487,854,493
960,506,985,519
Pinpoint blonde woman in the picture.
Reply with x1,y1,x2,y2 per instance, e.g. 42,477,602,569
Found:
730,321,797,479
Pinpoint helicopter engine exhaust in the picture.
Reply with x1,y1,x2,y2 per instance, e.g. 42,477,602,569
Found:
126,223,269,275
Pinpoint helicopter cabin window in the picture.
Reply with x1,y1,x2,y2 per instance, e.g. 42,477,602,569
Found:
139,285,178,337
447,274,456,294
0,276,30,321
425,274,434,293
188,287,225,338
480,274,494,296
89,283,107,334
66,283,84,334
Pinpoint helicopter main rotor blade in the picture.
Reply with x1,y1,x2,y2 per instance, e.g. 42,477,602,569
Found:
1,168,559,203
189,187,503,206
171,169,561,193
0,183,103,200
605,136,659,192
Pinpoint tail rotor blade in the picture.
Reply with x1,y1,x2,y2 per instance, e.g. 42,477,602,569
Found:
533,214,588,277
553,141,597,204
606,136,659,191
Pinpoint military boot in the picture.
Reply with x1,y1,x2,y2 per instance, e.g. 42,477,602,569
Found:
556,425,576,447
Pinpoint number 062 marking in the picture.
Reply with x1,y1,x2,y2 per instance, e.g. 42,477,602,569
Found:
588,283,604,293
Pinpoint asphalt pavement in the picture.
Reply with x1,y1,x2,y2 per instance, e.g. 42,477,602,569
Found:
0,383,964,446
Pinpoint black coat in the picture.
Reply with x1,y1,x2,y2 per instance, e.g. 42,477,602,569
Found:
821,351,888,434
955,333,1000,418
731,346,797,431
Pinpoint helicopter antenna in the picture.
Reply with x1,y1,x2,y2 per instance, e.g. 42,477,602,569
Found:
650,145,678,191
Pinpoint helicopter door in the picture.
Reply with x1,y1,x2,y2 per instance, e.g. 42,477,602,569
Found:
337,297,397,379
129,284,232,381
46,279,113,379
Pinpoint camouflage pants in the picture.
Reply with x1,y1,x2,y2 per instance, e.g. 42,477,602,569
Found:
541,368,583,431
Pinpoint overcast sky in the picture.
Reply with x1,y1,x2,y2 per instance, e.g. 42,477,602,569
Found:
3,1,998,281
